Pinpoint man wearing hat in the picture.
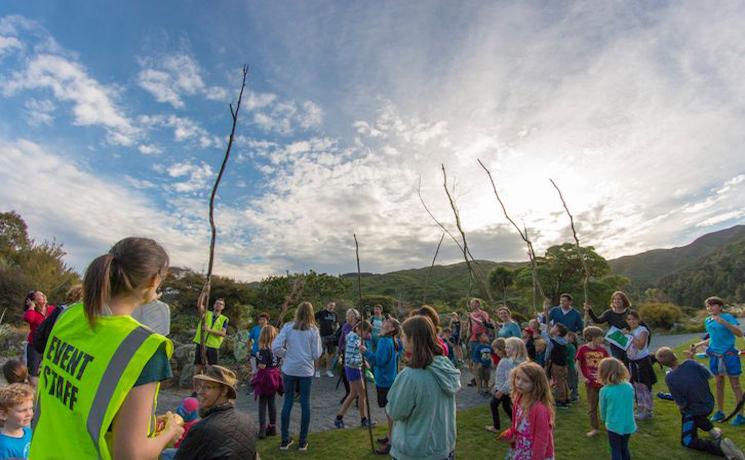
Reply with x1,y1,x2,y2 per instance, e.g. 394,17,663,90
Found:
174,366,258,460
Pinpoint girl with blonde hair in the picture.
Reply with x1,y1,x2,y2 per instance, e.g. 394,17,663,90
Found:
598,357,636,460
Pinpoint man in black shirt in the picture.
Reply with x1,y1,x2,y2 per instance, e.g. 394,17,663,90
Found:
315,301,339,377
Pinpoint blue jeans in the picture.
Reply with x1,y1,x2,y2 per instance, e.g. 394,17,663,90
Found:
281,373,312,442
608,431,631,460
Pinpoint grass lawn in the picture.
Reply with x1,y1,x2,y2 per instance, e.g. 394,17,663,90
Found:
258,341,745,459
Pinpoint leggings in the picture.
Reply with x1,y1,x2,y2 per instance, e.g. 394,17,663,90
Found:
680,413,723,455
489,394,512,430
258,394,276,428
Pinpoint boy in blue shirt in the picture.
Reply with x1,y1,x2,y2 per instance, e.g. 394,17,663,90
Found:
691,296,745,425
656,347,745,459
0,383,34,460
473,333,493,395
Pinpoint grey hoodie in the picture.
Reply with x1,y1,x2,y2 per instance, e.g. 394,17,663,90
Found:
386,355,462,460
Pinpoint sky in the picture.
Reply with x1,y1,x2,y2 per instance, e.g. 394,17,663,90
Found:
1,1,744,281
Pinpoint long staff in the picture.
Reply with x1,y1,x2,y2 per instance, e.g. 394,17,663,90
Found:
354,233,375,453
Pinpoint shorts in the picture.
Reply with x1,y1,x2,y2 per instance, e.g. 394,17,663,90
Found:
345,366,362,382
322,335,337,354
469,342,481,363
26,344,42,377
376,386,390,408
478,366,490,383
194,344,219,365
708,349,741,376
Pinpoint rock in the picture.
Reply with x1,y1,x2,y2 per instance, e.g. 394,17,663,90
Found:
179,363,195,389
173,344,195,369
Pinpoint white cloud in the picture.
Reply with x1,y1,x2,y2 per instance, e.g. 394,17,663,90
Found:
251,98,324,135
0,35,22,56
124,175,156,189
2,54,138,145
166,160,214,193
137,143,162,155
139,114,217,147
23,98,56,126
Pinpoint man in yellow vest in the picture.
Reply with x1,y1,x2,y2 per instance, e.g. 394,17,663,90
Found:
193,298,229,376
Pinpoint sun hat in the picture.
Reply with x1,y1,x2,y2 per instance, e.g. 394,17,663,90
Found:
193,365,238,400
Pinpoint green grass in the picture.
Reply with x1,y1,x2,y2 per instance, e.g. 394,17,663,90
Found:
258,341,745,459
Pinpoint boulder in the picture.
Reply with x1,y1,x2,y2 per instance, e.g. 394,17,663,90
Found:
173,344,195,369
179,363,195,389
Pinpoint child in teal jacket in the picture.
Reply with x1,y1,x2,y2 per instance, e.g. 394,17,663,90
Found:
386,316,461,460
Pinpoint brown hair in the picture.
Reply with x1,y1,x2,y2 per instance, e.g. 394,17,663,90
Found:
511,361,555,422
293,301,316,330
559,293,573,302
492,337,506,352
2,360,28,385
598,357,629,385
705,296,725,308
355,320,372,335
0,383,34,412
414,305,440,329
402,316,440,369
655,347,678,367
83,237,169,327
258,325,277,349
627,310,641,321
583,326,604,341
383,317,401,338
610,291,631,309
65,284,83,304
257,312,270,321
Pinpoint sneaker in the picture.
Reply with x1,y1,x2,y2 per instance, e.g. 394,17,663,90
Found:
375,443,391,455
298,440,309,452
657,392,674,401
280,438,294,450
314,370,321,378
334,418,345,429
266,425,277,437
712,411,727,423
326,370,334,377
361,418,377,428
556,401,569,409
485,425,499,433
377,436,389,445
731,415,745,426
467,378,477,387
710,427,723,440
586,429,599,437
258,427,266,439
720,438,745,460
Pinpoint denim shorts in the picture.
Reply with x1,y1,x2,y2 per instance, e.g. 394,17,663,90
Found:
708,349,742,376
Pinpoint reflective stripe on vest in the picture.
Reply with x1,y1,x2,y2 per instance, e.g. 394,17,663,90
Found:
29,303,172,460
193,310,228,349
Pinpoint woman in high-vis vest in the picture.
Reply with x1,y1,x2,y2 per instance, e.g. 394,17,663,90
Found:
30,237,184,460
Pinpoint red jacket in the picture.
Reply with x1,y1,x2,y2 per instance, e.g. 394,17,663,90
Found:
23,306,56,344
502,395,554,460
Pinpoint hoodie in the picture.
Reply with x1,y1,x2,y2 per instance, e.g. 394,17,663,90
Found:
386,355,461,460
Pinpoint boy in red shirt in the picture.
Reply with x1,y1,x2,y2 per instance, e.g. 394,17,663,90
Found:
575,325,609,437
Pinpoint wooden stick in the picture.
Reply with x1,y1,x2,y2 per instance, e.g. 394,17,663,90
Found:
549,178,591,321
422,233,445,304
477,159,546,313
354,233,375,452
198,65,249,366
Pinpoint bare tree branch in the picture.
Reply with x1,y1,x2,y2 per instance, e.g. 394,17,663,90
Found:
198,64,249,366
422,233,445,304
441,164,493,302
549,178,591,321
477,158,546,313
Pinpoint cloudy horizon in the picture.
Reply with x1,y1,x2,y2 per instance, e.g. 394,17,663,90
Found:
1,1,744,281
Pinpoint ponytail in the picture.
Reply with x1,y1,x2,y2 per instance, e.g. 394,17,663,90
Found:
82,237,169,327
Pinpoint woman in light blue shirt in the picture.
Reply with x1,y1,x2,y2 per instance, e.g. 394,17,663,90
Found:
496,307,522,339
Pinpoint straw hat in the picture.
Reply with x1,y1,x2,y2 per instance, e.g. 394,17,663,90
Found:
193,365,238,400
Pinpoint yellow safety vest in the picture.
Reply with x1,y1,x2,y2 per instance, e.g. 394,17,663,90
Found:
193,310,228,349
29,303,172,460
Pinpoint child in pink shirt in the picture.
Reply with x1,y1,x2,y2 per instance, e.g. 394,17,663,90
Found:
500,361,555,460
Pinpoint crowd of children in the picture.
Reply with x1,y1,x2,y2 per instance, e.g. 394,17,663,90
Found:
7,274,745,460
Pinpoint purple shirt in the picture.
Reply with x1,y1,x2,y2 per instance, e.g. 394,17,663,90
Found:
338,323,353,350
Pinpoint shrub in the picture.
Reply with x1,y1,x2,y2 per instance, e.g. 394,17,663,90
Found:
637,302,683,330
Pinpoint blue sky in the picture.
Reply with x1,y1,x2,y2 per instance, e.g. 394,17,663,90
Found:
1,1,744,280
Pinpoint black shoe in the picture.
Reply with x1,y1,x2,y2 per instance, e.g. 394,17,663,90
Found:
557,401,569,409
258,427,266,439
280,438,293,450
467,378,477,387
375,443,391,455
266,425,277,437
377,436,389,445
298,440,309,452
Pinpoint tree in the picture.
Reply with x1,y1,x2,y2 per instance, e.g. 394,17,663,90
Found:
534,243,610,305
488,266,514,305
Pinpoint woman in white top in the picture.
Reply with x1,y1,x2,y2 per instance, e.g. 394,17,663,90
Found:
625,310,656,420
271,301,322,451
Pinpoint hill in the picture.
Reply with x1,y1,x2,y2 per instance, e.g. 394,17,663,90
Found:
608,225,745,291
658,237,745,306
341,259,526,306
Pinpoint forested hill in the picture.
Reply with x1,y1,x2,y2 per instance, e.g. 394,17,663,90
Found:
607,225,745,291
341,260,525,306
658,238,745,306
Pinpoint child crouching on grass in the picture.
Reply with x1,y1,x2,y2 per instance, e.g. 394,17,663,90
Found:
500,361,555,460
0,383,34,460
599,358,636,460
655,347,745,460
